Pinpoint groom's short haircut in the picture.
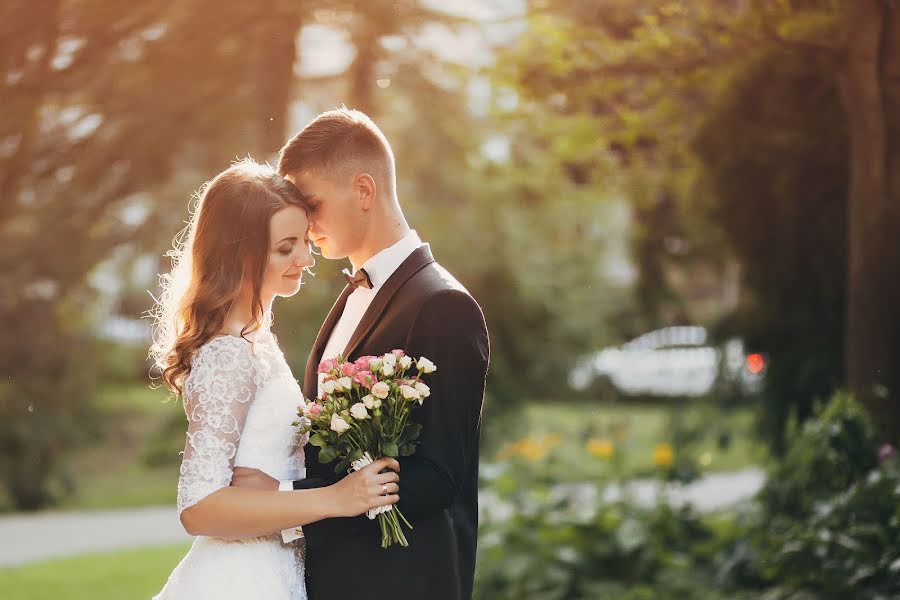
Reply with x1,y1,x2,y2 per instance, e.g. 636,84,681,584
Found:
277,107,396,197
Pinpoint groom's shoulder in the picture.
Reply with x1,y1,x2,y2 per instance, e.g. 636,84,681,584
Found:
408,261,486,326
414,260,475,301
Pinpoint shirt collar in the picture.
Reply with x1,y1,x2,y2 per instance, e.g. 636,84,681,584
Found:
355,230,422,289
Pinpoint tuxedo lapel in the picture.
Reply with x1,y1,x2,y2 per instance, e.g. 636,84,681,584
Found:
342,244,435,360
303,283,353,400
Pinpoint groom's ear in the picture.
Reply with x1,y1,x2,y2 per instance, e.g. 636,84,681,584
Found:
354,173,377,211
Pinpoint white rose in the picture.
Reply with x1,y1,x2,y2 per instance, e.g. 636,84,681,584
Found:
400,384,421,401
372,381,390,399
414,382,431,398
381,363,395,377
330,414,351,434
337,377,353,391
383,353,397,367
350,402,369,420
362,394,376,409
399,355,413,369
322,380,336,395
373,398,382,409
417,357,437,373
369,358,383,372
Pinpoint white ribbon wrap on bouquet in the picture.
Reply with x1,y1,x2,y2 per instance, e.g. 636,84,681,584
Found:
350,451,395,520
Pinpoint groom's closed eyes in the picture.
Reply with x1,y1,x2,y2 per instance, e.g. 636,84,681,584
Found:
302,195,321,214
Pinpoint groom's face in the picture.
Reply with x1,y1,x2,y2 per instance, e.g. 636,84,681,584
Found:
285,170,363,261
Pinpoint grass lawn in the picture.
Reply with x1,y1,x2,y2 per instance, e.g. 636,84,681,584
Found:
0,544,191,600
483,399,766,481
57,384,182,511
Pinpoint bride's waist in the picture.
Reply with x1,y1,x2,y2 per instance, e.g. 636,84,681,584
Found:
195,533,282,546
232,463,306,482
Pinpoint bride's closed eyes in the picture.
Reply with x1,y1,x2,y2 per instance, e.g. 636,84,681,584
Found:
274,234,311,256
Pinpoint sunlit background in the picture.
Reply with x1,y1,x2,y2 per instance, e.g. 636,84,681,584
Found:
2,1,899,598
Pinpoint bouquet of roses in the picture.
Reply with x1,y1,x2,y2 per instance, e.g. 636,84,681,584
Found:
294,350,437,548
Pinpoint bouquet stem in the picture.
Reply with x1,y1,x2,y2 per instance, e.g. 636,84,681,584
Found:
378,507,411,548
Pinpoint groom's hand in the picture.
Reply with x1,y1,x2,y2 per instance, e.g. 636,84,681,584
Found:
231,467,279,491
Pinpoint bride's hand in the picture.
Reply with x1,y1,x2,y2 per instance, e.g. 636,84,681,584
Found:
332,456,400,517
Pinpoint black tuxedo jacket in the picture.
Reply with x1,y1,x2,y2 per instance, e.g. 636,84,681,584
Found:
293,245,490,600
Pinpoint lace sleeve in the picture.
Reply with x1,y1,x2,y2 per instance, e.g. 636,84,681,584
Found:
176,337,259,515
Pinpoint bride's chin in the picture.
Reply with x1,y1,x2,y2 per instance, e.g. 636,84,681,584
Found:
277,283,303,298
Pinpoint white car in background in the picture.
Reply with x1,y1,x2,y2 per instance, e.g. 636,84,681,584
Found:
570,326,765,398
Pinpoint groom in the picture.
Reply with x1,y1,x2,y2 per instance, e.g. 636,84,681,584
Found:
232,108,490,600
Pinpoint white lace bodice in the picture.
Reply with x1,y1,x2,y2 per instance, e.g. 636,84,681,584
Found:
177,332,306,515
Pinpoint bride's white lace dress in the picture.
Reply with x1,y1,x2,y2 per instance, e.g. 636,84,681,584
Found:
154,332,307,600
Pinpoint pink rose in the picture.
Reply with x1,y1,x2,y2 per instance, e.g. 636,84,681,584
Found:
305,402,323,417
317,358,338,374
341,362,359,377
391,349,405,357
354,370,378,389
354,356,377,371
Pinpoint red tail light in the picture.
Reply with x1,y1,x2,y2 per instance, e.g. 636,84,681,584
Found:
746,353,766,374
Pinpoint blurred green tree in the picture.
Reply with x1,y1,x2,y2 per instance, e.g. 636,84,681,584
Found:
264,2,626,411
693,45,847,450
498,0,900,444
0,0,311,508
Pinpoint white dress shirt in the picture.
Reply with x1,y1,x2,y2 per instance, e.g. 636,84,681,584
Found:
280,230,424,543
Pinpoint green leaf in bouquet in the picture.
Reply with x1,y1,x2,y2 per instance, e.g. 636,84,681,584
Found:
318,445,339,464
348,448,363,463
381,441,399,457
309,433,327,447
399,443,416,457
334,459,350,474
399,423,423,445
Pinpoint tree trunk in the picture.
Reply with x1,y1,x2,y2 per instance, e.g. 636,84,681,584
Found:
347,15,381,116
880,3,900,441
256,5,303,155
841,0,900,441
0,0,60,225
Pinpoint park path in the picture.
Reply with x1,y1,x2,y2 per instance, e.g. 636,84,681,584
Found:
0,505,192,568
0,467,765,568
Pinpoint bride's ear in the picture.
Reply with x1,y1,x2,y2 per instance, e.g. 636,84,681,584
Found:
355,173,377,211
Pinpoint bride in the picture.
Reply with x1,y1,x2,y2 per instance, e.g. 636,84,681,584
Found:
149,159,400,599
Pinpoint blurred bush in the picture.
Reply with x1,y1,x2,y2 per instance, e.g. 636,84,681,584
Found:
474,393,899,599
0,297,100,510
718,393,900,598
474,459,739,600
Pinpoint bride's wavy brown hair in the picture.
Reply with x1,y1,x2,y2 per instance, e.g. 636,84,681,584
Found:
150,159,310,395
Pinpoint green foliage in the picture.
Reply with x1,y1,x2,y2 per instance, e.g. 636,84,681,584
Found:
760,458,900,598
476,393,898,599
140,411,186,468
694,45,848,452
719,393,900,598
0,0,308,510
474,462,737,599
759,392,879,517
0,294,100,510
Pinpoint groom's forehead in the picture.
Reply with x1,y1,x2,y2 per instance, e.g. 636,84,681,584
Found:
287,169,354,195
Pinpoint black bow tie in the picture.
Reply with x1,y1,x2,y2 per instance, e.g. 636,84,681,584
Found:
342,267,372,290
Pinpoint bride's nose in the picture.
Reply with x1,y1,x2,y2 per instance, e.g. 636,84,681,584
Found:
294,254,314,268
